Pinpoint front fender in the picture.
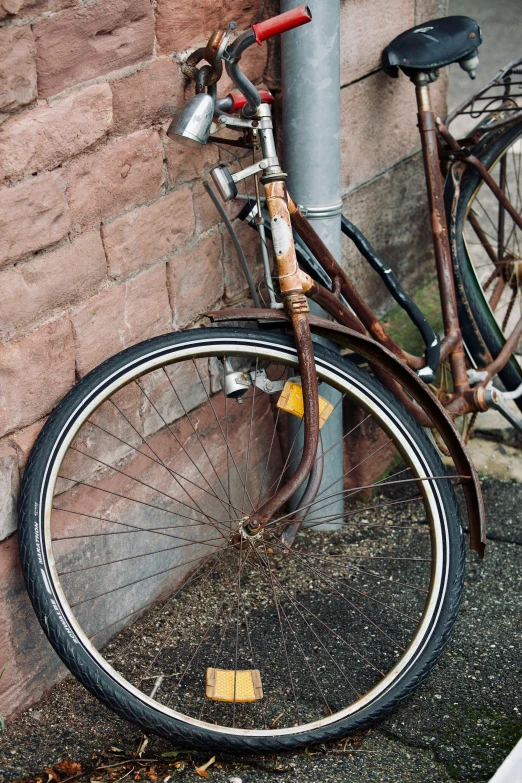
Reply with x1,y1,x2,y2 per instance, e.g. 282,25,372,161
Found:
208,308,486,557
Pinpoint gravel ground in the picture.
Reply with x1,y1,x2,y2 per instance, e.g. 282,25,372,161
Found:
1,470,520,783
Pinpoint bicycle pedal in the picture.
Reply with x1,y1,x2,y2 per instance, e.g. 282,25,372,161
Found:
206,668,263,702
484,387,522,434
277,380,334,428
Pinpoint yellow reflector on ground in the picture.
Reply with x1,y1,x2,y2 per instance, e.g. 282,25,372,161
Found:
276,380,334,428
206,668,263,702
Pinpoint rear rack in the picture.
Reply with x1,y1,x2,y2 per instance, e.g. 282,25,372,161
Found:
446,55,522,135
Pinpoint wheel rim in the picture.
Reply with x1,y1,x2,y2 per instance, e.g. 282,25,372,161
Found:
37,336,450,737
463,131,522,363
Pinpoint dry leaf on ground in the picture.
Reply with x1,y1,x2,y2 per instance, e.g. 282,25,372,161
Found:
54,761,82,776
194,756,216,778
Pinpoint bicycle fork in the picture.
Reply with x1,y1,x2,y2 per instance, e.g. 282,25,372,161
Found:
244,179,323,535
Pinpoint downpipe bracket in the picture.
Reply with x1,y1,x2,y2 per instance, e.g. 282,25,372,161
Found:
297,200,344,220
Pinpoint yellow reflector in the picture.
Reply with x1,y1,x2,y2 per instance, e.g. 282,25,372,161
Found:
276,380,334,428
206,668,263,702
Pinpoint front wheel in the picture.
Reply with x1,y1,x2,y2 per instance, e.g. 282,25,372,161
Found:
19,327,464,751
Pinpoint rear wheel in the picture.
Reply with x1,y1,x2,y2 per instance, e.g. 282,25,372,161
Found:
19,327,464,751
447,118,522,401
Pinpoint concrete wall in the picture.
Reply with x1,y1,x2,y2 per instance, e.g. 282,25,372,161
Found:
0,0,448,719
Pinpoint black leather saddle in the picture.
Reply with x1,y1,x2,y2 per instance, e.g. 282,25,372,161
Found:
382,16,481,77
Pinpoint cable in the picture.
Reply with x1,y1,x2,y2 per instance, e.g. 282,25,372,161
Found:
203,180,261,308
341,215,440,377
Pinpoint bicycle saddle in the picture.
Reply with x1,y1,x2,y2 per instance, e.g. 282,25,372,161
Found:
382,16,481,77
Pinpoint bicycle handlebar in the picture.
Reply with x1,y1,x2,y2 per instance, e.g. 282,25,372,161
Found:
222,6,312,111
223,90,275,113
252,5,312,45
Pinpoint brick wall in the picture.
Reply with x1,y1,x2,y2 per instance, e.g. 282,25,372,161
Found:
0,0,448,719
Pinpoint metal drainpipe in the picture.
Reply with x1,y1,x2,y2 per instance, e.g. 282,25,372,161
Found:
281,0,344,528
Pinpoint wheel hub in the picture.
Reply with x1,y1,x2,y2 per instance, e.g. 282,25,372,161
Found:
232,518,265,550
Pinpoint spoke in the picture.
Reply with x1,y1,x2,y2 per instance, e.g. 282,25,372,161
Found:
79,416,241,524
304,557,429,594
136,548,231,694
514,144,522,214
271,537,407,651
258,413,304,508
225,378,231,512
268,495,424,533
256,394,353,510
55,475,231,531
276,586,333,715
109,393,242,520
89,554,218,644
260,416,382,519
251,547,385,677
168,593,230,701
67,446,227,534
135,378,243,523
268,569,361,701
310,436,394,507
237,560,267,729
232,535,245,725
498,154,507,264
256,406,281,509
467,211,516,256
197,582,239,722
249,556,361,700
269,538,420,624
70,545,235,609
160,368,236,511
89,596,162,643
253,543,301,725
266,469,441,529
475,196,500,235
241,357,258,515
167,545,252,706
58,533,226,576
52,503,231,541
468,211,500,266
191,359,255,511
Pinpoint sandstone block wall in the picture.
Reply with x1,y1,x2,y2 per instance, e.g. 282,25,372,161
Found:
340,0,449,314
0,0,448,719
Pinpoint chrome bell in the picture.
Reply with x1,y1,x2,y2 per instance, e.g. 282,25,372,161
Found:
166,93,214,148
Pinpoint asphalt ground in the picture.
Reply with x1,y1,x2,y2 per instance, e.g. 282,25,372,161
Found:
0,471,520,783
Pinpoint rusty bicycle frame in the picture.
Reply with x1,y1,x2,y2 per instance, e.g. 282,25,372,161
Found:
176,24,522,560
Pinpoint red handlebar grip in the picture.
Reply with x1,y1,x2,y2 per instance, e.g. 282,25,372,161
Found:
227,90,275,112
252,5,312,45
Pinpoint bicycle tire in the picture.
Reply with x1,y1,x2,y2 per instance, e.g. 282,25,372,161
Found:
445,117,522,404
18,327,464,751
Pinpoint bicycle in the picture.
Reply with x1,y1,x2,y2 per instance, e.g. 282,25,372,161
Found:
17,7,522,752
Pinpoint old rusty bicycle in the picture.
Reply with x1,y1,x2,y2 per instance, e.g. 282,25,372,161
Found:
17,7,522,751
